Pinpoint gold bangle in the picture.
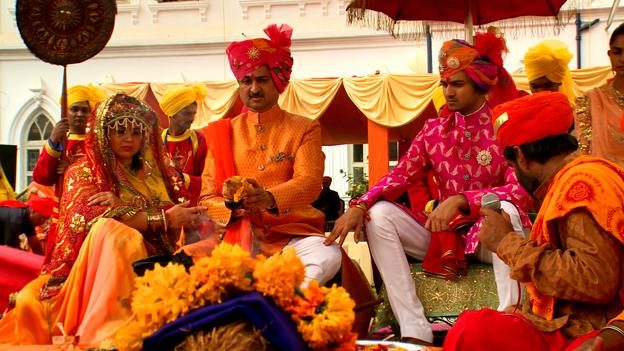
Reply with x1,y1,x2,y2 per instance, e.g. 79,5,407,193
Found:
161,209,168,233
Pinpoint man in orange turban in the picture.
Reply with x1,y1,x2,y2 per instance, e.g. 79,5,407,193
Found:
159,84,208,204
200,24,342,288
32,84,106,262
444,91,624,351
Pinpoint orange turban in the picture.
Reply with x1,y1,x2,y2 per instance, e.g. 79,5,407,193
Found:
226,24,293,93
492,91,573,147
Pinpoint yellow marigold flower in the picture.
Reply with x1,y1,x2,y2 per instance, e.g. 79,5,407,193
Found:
297,284,356,350
253,247,305,310
189,243,255,307
131,263,192,330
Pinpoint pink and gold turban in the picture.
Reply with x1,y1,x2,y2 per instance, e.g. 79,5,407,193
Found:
439,28,519,108
438,39,498,92
226,24,294,93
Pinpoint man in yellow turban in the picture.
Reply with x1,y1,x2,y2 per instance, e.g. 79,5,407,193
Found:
524,40,576,106
32,84,106,262
159,84,208,204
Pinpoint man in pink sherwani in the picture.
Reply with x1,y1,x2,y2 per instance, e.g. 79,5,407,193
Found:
326,36,533,345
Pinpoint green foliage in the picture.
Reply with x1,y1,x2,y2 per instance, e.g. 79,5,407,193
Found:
339,169,368,199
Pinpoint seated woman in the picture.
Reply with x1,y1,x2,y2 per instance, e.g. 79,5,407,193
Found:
0,94,204,345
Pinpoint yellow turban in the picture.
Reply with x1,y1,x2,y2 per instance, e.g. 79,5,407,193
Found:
431,85,446,113
524,40,575,106
64,84,107,110
160,84,207,117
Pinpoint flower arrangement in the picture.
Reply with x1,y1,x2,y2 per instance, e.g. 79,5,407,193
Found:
115,243,357,351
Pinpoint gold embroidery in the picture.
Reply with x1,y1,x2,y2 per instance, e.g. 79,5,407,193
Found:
493,112,509,134
574,96,592,152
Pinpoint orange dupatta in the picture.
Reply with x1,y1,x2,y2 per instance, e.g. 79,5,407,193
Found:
205,119,252,251
527,156,624,320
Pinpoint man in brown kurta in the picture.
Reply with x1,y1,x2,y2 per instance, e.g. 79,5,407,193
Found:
444,92,624,351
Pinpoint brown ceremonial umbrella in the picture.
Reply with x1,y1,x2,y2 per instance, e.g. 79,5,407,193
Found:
346,0,588,41
16,0,117,120
15,0,116,200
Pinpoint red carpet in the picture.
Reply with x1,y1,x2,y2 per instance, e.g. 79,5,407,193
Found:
0,246,43,312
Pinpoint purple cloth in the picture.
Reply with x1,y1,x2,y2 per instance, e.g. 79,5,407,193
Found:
143,291,310,351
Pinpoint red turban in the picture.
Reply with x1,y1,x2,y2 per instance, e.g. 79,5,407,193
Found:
0,196,54,218
226,24,294,93
27,195,54,218
492,91,573,147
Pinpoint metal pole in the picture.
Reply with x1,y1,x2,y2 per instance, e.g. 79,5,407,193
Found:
426,25,433,73
465,2,474,43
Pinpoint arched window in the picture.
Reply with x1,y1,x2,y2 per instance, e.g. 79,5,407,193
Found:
22,112,54,186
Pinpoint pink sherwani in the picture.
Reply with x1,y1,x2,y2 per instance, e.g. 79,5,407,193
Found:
359,103,532,253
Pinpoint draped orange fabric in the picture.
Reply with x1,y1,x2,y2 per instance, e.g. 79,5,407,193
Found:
0,218,147,345
204,119,235,196
527,156,624,320
204,119,252,251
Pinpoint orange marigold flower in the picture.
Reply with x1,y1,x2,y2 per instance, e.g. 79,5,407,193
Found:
288,280,325,320
297,284,356,350
189,243,255,307
253,247,305,310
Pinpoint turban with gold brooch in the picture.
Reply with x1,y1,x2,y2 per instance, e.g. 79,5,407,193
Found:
226,24,293,93
492,91,573,147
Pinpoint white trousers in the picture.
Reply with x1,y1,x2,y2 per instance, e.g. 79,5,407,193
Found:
286,235,342,287
366,201,525,342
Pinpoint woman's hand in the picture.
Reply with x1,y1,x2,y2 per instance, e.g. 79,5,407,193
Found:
87,191,123,207
165,201,207,229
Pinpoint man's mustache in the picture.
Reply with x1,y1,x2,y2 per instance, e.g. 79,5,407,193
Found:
248,92,263,98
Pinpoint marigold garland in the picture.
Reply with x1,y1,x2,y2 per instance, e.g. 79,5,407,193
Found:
253,247,305,310
189,243,255,305
115,243,356,351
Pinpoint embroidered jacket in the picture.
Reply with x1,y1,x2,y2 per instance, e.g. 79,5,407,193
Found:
359,103,533,253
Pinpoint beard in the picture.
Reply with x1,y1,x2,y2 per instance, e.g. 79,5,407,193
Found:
514,165,541,195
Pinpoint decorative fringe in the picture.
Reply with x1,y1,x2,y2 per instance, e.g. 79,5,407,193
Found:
346,0,594,41
174,321,271,351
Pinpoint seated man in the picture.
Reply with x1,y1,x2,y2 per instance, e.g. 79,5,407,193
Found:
444,92,624,350
159,84,208,203
327,34,533,345
199,24,341,287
